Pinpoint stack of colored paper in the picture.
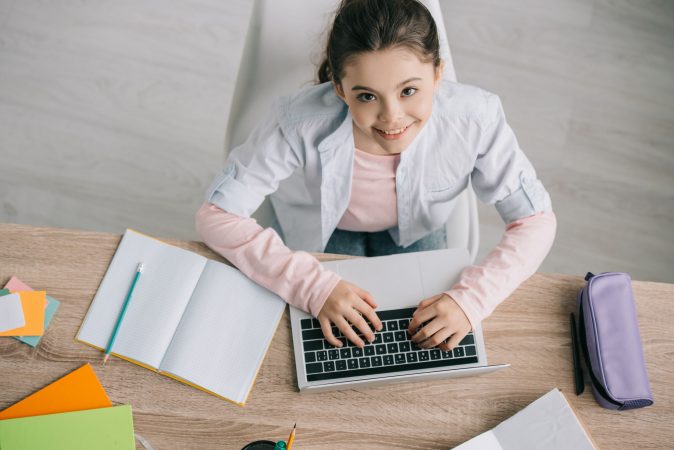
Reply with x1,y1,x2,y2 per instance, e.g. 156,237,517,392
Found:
0,276,60,346
0,364,136,450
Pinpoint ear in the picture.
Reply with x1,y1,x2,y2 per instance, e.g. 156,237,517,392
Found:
434,58,445,83
333,81,346,102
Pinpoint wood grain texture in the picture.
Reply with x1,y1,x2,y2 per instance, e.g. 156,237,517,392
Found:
0,223,672,449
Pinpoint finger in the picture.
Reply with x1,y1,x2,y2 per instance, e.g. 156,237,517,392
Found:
354,300,383,332
335,316,365,348
417,294,444,310
441,330,467,352
350,284,378,309
319,317,342,347
420,326,454,349
411,318,444,344
408,305,437,335
345,308,375,343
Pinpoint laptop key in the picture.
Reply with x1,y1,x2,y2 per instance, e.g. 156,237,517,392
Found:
324,361,335,372
300,319,313,330
302,329,324,340
336,360,347,371
459,334,475,346
364,345,375,356
376,344,387,355
306,362,323,374
418,351,430,361
394,354,406,364
383,355,394,365
317,350,328,361
304,352,316,363
328,349,339,360
406,352,418,363
359,357,370,368
441,351,453,359
394,331,407,341
453,347,465,358
372,356,383,367
399,342,410,352
465,345,476,356
387,343,399,353
430,349,441,360
387,321,398,331
347,359,359,369
340,348,351,359
352,347,363,357
303,340,323,352
383,332,394,343
373,334,383,344
312,319,321,329
399,319,410,329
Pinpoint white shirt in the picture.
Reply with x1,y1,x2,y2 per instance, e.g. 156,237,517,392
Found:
204,80,552,252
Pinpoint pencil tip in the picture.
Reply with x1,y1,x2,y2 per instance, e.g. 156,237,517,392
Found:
102,354,109,366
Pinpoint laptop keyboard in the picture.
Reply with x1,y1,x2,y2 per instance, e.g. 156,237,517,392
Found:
300,307,479,382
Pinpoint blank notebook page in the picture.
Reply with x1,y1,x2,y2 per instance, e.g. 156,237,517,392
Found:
159,260,286,403
78,230,207,368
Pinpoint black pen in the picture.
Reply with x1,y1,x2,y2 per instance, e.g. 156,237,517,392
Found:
570,312,584,395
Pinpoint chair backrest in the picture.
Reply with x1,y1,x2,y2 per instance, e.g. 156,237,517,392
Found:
224,0,479,262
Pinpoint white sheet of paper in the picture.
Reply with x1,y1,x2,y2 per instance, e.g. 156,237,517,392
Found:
454,430,503,450
0,293,25,332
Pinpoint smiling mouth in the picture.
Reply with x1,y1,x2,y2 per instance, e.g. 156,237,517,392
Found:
375,124,411,135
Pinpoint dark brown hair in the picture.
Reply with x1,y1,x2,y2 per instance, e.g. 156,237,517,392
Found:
316,0,441,86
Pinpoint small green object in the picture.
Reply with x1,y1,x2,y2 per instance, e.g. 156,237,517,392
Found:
274,441,287,450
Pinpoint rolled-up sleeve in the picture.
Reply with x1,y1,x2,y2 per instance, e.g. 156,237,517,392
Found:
471,94,552,223
205,101,302,218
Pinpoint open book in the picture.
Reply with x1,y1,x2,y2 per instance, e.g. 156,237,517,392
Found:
454,388,597,450
77,229,286,406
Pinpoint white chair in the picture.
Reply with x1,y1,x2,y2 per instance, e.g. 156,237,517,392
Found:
224,0,479,262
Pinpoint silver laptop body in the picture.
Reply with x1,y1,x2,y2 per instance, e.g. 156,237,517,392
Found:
290,248,509,392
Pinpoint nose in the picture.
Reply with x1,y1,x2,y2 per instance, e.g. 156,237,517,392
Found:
378,98,404,125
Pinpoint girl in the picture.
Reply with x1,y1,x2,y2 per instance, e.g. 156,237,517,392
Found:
196,0,556,352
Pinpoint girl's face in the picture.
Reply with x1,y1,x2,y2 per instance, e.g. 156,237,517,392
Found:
334,47,444,155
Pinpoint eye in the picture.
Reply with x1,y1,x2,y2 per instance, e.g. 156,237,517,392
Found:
356,93,376,103
402,87,417,97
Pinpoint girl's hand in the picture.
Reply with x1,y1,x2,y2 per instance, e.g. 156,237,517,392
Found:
407,294,471,351
317,280,383,348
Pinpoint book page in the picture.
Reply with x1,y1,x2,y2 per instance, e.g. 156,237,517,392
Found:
159,260,285,404
77,230,207,368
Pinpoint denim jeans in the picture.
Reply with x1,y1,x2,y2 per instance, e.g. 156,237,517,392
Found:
324,227,447,257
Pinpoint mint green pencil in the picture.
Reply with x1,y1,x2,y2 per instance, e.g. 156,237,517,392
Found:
103,262,143,365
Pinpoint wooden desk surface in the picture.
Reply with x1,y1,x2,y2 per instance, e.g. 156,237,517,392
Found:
0,223,672,449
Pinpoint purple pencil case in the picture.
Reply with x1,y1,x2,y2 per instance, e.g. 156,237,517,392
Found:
576,272,653,410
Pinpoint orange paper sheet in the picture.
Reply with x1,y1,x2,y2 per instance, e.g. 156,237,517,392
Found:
0,291,46,336
0,363,112,420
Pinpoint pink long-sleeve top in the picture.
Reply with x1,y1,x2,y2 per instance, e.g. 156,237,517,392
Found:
196,148,557,329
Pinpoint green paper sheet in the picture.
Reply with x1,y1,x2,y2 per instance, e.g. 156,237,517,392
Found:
0,405,135,450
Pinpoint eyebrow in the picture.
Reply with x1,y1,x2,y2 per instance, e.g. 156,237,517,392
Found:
351,77,422,93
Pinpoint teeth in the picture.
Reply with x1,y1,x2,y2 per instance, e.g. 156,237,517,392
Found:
378,126,407,135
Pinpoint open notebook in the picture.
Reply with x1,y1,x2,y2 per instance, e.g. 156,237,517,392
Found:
77,229,286,406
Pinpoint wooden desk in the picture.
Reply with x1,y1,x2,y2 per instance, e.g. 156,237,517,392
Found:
0,223,672,449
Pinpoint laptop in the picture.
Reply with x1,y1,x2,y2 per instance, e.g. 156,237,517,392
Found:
289,248,509,392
